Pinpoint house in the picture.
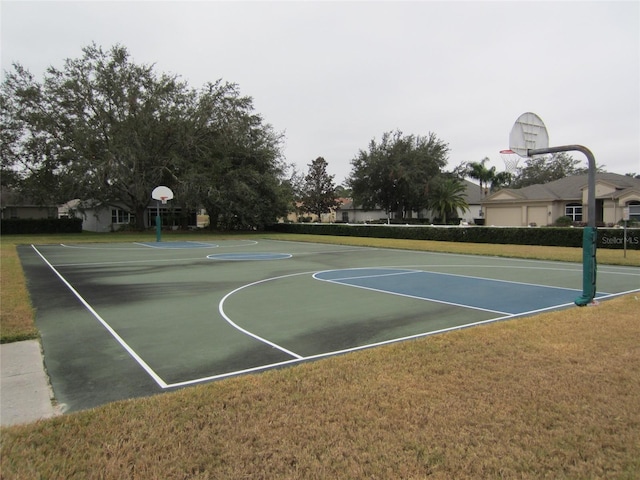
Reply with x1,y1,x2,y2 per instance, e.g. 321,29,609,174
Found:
457,179,483,224
285,199,349,223
59,199,193,232
481,173,640,227
333,198,386,223
335,179,483,224
58,199,142,232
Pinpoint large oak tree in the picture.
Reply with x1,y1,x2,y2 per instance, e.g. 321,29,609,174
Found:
348,131,449,221
1,43,292,230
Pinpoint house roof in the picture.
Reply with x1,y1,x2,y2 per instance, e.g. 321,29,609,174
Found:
484,172,640,203
337,199,355,210
462,179,483,204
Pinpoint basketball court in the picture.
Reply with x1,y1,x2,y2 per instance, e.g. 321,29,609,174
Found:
18,239,639,412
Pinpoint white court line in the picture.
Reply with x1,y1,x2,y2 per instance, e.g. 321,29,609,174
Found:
59,240,258,250
166,357,306,388
313,272,513,316
407,268,606,295
415,263,640,276
317,265,617,295
218,273,306,360
60,243,152,250
51,257,212,268
134,241,219,249
31,245,169,389
48,241,260,267
319,268,423,282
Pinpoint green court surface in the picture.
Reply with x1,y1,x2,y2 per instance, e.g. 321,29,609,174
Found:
18,239,640,412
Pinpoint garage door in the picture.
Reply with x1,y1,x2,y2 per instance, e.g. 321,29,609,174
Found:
485,207,521,226
527,206,548,226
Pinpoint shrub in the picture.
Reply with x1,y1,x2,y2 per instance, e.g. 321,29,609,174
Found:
266,223,640,250
1,218,83,234
554,216,574,227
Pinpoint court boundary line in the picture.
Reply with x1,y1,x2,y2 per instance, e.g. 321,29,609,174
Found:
207,253,293,261
134,241,220,249
59,240,258,250
30,245,169,388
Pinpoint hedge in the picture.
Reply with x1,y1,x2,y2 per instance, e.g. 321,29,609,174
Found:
1,218,83,234
266,223,640,250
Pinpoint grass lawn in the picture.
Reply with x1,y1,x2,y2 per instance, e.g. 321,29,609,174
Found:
1,232,639,479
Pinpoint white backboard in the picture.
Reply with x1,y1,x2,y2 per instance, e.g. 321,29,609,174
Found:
509,112,549,157
152,185,174,202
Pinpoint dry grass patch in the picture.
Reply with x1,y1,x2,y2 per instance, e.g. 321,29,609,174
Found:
0,242,37,342
2,294,639,479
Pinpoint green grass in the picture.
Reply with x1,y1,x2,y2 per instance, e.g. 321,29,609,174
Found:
1,231,639,479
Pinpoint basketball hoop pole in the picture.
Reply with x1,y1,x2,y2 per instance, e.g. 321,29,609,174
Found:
151,186,174,243
156,200,162,242
528,144,597,306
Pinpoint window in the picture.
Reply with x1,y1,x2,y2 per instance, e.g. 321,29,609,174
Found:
565,203,582,222
342,212,349,222
112,209,134,224
628,201,640,221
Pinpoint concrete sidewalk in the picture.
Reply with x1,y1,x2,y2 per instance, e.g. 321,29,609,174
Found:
0,339,62,427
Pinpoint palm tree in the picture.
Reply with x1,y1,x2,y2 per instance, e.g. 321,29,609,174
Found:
464,158,496,198
429,177,469,224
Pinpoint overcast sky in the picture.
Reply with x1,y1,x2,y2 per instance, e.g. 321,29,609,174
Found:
2,1,639,184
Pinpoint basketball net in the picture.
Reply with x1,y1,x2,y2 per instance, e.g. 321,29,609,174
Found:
160,197,168,205
499,149,521,174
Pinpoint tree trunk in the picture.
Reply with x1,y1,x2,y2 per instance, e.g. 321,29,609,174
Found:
205,205,220,230
135,205,147,231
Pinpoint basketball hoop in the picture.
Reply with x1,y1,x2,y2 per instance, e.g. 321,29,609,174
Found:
151,186,174,243
499,149,522,174
507,112,599,306
152,186,174,203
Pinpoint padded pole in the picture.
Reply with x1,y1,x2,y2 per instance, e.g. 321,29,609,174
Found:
575,226,597,306
528,145,597,305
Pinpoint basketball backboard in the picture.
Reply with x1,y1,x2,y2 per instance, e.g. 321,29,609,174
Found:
152,186,174,204
509,112,549,157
